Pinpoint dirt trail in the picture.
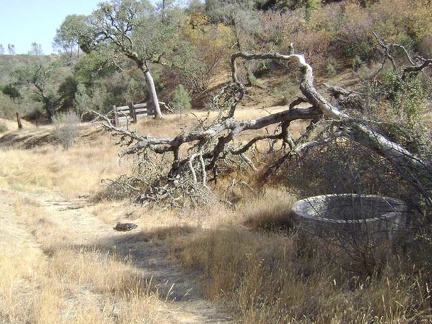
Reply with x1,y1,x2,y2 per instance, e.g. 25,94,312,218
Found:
2,189,234,323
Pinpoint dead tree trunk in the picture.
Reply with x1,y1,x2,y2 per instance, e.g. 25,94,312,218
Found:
231,52,432,203
125,53,164,119
99,50,432,205
143,69,163,119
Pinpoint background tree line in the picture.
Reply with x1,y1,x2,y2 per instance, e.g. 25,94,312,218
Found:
0,0,430,122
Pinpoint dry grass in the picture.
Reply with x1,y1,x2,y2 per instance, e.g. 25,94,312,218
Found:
1,112,431,323
102,113,432,322
133,106,308,139
0,126,127,197
0,122,189,323
0,187,170,323
0,242,168,323
164,192,432,323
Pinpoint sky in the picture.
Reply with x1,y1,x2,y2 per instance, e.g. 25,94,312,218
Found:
0,0,102,55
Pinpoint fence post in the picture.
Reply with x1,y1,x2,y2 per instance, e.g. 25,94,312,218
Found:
147,101,154,117
16,112,23,129
130,102,138,124
113,105,119,127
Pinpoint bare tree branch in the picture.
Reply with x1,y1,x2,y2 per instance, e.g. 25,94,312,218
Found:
231,52,349,119
373,32,432,77
97,48,432,205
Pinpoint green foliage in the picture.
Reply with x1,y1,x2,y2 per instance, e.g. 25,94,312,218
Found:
74,50,117,84
247,72,258,86
256,0,318,11
171,84,191,112
13,59,65,120
91,85,114,114
1,84,21,100
126,78,144,102
80,0,188,118
73,83,90,116
343,39,376,62
53,14,87,56
381,68,426,126
58,76,78,112
304,0,321,21
352,55,364,71
0,92,20,119
72,51,129,115
0,121,7,133
373,68,430,158
205,0,255,23
326,56,337,77
28,42,43,55
86,0,182,66
103,92,117,110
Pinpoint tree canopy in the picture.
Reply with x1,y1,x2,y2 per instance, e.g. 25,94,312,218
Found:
1,0,431,127
54,14,88,58
72,0,188,118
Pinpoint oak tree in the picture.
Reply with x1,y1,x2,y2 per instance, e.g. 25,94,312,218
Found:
80,0,185,118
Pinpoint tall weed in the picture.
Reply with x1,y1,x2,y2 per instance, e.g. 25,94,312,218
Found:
52,111,80,149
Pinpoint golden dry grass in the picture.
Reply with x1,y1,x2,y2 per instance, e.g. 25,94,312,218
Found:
0,241,168,323
0,120,223,323
164,192,432,323
0,125,127,197
1,112,431,323
0,187,170,324
132,106,309,139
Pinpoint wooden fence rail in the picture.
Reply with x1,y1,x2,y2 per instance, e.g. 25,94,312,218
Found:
112,101,155,126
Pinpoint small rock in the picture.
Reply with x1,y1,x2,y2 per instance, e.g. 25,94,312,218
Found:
113,222,138,231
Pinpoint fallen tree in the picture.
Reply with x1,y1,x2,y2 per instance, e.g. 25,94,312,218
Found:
98,44,432,207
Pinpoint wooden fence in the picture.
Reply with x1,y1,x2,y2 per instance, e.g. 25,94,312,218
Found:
112,101,154,126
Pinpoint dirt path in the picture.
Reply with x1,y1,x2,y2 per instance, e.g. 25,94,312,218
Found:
2,189,234,323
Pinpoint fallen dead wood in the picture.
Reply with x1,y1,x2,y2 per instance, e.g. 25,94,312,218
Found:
98,47,432,206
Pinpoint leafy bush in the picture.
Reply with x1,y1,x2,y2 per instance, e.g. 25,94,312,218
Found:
247,72,257,87
352,55,364,71
380,68,426,126
171,84,192,113
0,121,8,133
1,84,21,100
0,92,19,119
326,56,337,77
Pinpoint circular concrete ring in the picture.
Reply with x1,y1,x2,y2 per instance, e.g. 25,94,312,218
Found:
292,194,407,238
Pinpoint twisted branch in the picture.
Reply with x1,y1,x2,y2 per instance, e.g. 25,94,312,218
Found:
98,49,432,205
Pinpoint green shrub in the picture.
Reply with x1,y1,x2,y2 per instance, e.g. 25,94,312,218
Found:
326,56,337,77
1,84,21,100
0,121,8,133
247,73,257,87
171,84,192,113
0,92,19,119
380,68,426,126
352,55,364,71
